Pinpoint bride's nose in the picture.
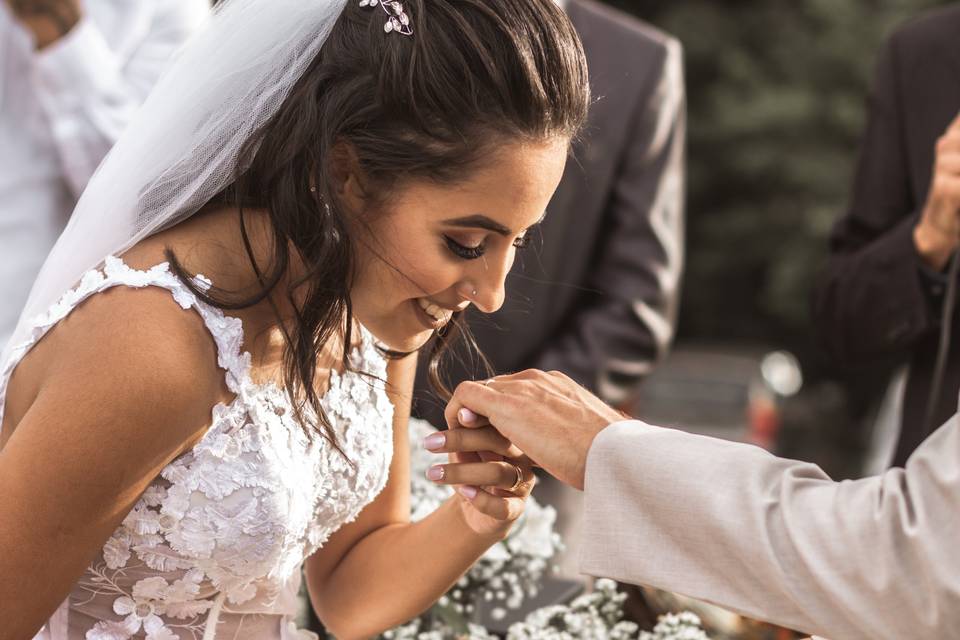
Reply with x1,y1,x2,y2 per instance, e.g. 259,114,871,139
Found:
460,261,509,315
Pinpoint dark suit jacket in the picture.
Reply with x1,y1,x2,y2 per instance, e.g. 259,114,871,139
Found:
813,4,960,467
414,0,686,426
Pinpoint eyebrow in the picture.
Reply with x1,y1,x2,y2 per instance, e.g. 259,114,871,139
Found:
442,213,546,236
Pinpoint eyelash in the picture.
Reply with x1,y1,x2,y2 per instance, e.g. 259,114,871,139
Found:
444,234,533,261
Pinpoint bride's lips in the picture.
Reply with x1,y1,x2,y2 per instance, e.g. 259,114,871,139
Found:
412,297,454,330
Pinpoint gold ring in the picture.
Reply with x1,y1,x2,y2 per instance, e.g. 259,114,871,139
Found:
508,464,525,493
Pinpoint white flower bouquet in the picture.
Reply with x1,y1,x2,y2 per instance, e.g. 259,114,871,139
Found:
508,580,709,640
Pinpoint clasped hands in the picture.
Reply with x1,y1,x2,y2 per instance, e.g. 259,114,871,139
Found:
422,370,626,535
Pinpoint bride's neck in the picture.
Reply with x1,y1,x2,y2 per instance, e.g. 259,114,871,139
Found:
124,204,350,383
139,204,313,339
211,204,314,320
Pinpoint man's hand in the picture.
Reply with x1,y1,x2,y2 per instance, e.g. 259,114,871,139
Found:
914,111,960,271
441,370,626,490
6,0,82,49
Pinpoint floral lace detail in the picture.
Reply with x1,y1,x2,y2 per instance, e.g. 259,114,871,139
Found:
1,257,394,640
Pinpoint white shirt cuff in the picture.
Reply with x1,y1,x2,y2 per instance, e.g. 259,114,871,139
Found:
33,17,121,100
578,419,662,580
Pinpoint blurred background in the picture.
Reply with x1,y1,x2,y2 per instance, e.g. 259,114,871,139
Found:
6,0,955,637
605,0,949,480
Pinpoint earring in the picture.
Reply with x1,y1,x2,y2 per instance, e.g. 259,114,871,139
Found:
309,186,317,193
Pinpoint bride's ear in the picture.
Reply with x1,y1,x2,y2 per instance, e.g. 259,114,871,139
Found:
330,141,370,214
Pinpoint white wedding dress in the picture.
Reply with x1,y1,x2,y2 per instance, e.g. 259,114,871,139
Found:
0,256,395,640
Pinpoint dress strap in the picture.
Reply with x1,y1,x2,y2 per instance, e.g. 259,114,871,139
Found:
0,256,251,429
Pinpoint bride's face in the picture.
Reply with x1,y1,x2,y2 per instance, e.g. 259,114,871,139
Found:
348,139,569,353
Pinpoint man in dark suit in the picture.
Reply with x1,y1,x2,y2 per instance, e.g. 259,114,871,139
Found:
813,4,960,468
414,0,686,426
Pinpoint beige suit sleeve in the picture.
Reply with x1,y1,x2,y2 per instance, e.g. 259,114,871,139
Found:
579,418,960,640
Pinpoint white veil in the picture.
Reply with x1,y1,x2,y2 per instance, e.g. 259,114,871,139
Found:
1,0,348,366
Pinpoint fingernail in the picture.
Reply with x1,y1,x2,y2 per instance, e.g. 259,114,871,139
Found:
423,432,446,451
426,465,445,481
459,408,478,424
458,485,478,499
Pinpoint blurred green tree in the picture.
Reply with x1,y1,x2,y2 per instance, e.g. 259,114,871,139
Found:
592,1,952,476
603,0,947,360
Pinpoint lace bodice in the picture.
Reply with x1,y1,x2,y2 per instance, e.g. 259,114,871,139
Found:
0,257,395,640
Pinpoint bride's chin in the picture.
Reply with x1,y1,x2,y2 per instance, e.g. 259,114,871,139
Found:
369,327,435,354
362,304,442,353
402,329,436,353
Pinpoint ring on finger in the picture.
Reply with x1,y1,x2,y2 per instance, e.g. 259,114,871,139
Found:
508,464,525,493
483,378,503,393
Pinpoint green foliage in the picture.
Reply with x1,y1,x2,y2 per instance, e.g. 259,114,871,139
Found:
602,0,947,353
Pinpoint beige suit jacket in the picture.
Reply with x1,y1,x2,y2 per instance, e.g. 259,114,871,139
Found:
579,418,960,639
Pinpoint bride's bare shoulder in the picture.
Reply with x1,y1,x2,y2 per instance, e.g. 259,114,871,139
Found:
2,204,262,442
3,279,230,447
0,281,237,635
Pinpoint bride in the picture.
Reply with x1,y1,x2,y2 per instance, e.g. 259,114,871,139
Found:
0,0,589,638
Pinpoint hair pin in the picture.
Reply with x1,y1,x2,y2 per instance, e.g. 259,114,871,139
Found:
359,0,413,36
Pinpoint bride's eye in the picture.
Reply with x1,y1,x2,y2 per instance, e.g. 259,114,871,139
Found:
513,223,540,251
444,235,486,260
512,234,532,250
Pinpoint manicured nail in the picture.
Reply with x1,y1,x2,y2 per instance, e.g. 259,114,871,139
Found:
423,432,446,451
458,485,478,499
459,408,478,424
426,465,445,481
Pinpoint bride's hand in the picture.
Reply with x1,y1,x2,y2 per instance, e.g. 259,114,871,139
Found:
422,426,536,538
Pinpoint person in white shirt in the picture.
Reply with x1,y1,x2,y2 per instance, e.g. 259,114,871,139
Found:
0,0,206,347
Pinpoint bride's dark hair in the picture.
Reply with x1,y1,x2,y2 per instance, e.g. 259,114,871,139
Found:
168,0,590,451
